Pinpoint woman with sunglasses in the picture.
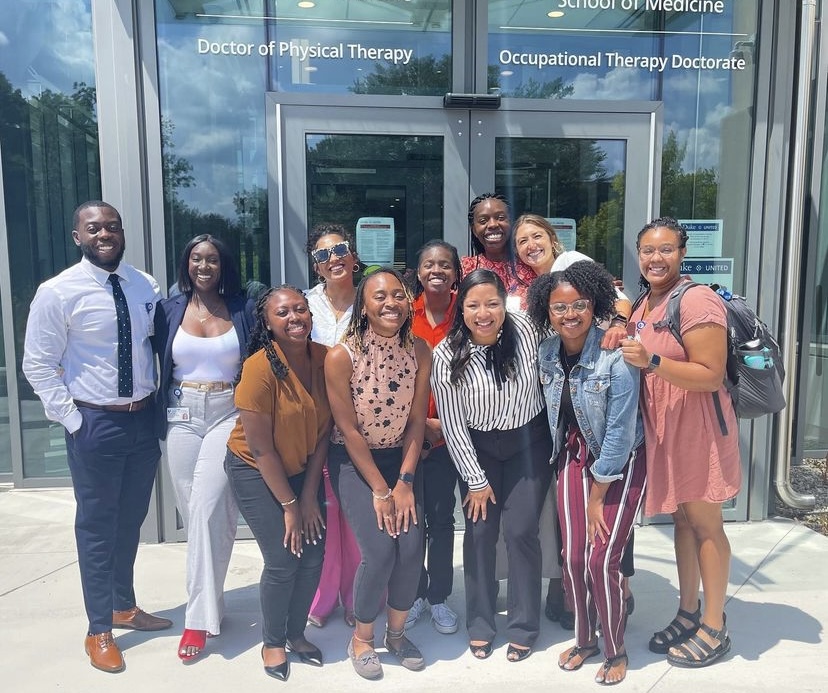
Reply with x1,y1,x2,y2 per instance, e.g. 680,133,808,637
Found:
527,262,646,686
304,224,362,629
326,268,431,680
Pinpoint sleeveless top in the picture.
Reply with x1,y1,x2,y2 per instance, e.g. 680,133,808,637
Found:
171,326,240,382
331,326,418,449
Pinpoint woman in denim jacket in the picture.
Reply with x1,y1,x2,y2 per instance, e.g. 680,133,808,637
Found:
526,261,646,686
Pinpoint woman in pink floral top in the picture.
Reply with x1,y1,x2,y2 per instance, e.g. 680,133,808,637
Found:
461,193,536,309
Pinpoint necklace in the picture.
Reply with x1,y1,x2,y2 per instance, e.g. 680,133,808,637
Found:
561,349,580,374
192,296,220,324
324,286,354,320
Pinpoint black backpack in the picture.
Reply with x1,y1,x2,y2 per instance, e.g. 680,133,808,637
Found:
633,281,786,435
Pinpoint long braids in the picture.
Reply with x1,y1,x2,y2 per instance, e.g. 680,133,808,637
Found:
239,285,307,382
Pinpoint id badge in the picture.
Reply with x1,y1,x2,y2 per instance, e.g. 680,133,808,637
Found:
167,407,190,422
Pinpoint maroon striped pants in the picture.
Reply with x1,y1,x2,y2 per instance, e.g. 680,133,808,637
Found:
557,425,647,658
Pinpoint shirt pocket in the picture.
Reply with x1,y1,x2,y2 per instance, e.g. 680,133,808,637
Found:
582,374,610,407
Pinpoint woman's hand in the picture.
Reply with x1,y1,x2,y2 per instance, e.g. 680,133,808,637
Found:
601,324,628,350
283,503,303,557
299,492,325,545
463,485,496,522
587,496,609,547
620,337,650,369
392,481,418,535
373,492,397,536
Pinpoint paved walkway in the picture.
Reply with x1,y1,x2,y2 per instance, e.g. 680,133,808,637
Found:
1,487,826,692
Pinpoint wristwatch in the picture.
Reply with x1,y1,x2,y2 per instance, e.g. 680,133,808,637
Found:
399,472,415,484
647,353,662,371
421,439,433,452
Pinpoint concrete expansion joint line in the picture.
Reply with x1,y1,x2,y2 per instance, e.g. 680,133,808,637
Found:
0,558,77,598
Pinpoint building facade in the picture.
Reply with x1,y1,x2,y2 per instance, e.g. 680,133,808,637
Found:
0,0,824,540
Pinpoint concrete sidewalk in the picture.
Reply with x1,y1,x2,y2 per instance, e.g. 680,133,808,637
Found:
1,487,825,692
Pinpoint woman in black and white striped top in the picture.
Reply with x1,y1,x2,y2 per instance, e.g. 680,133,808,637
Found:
431,269,553,663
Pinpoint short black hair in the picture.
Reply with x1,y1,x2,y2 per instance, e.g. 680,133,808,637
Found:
526,260,617,332
176,234,241,296
411,239,461,297
72,201,120,229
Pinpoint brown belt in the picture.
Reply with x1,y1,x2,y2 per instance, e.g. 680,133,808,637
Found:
73,395,153,413
178,380,234,392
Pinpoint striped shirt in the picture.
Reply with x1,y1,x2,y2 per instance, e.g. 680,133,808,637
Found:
431,311,545,490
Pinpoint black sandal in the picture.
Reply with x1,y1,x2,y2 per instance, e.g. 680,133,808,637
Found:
667,621,731,668
648,601,701,653
559,644,601,671
506,644,531,662
595,652,628,686
469,641,493,659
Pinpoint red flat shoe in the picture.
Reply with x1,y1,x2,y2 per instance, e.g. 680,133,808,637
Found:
178,629,207,662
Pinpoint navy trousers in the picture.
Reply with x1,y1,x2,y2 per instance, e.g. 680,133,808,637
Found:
65,405,160,634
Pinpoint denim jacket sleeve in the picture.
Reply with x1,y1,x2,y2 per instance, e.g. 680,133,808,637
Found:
589,351,641,483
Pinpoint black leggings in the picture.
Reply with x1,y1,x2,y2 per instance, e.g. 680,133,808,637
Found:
327,443,424,623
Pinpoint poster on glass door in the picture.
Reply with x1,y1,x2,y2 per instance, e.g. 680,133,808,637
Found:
546,218,577,252
356,217,395,266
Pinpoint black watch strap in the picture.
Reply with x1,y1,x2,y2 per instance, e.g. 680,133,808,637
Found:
399,472,415,484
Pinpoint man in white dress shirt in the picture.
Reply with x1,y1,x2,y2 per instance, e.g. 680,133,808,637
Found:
23,201,171,673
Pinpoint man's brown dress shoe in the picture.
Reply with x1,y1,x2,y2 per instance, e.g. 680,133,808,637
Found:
112,606,172,631
85,632,125,673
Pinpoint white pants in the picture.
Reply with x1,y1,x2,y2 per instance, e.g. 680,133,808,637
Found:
163,385,238,633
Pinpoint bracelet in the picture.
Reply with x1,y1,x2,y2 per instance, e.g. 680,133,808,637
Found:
610,314,629,326
280,497,298,507
372,488,393,501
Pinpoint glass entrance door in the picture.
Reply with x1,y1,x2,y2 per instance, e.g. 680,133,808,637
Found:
269,96,658,295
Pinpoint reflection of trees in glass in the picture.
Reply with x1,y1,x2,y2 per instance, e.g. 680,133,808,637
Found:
160,120,268,288
349,55,451,95
660,130,718,218
576,172,624,277
0,75,101,376
500,76,574,99
305,134,443,266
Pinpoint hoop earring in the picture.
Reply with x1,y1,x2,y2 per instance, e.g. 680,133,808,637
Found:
353,263,361,273
316,274,326,284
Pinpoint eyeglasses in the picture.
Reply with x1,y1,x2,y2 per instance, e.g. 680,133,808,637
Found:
548,299,591,316
638,245,679,258
310,241,350,263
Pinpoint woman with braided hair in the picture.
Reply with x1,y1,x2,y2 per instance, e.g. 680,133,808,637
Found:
461,193,535,309
224,286,331,681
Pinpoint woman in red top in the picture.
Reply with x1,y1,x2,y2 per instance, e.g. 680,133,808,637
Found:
461,194,535,309
405,240,462,635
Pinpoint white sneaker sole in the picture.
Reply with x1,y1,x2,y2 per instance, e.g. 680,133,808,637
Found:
432,618,458,634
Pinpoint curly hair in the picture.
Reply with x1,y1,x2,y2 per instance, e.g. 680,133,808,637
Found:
526,260,617,333
304,222,356,254
635,216,689,291
445,269,519,386
239,284,308,382
343,268,414,353
410,239,461,297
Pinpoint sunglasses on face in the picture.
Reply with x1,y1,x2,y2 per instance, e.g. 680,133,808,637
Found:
310,241,350,264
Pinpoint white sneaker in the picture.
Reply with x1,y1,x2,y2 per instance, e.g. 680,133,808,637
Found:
430,601,458,634
404,597,427,630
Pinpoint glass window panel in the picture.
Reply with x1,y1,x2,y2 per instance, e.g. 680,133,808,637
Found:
495,137,626,278
488,1,760,291
0,0,100,479
305,133,443,274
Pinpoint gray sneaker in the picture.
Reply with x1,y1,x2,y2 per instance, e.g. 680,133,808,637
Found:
347,637,383,680
404,597,427,630
430,601,459,634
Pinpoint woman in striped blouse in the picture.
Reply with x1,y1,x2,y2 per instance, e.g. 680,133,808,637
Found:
431,269,553,663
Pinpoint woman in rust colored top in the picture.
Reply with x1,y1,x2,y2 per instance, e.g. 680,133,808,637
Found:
224,286,331,681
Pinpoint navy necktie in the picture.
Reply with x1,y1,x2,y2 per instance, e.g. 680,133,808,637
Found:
109,274,133,398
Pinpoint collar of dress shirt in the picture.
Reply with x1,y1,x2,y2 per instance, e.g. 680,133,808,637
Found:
80,256,127,286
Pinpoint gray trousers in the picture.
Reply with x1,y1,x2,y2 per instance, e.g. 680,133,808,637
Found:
163,385,238,634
